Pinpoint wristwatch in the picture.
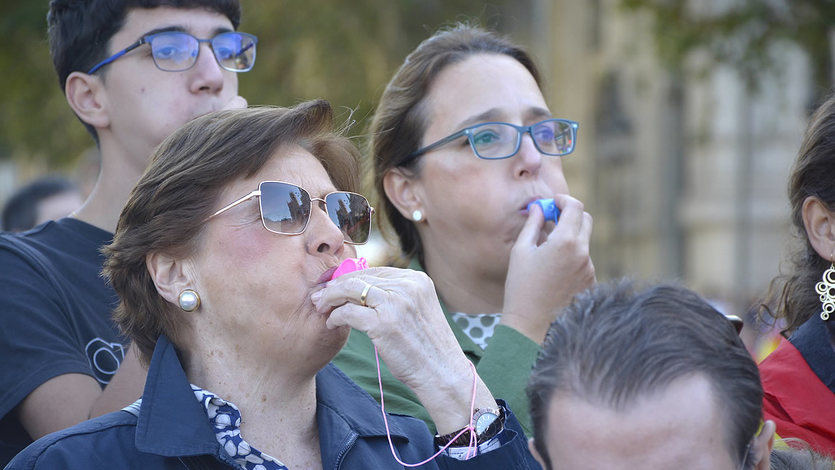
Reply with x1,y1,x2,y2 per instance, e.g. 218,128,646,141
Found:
434,406,505,448
472,407,501,437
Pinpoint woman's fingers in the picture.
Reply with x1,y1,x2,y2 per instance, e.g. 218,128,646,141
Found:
312,275,385,312
326,302,378,331
515,202,545,248
311,267,432,313
580,211,593,245
548,194,584,238
222,95,248,110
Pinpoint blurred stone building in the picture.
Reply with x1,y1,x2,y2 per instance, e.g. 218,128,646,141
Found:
524,0,818,315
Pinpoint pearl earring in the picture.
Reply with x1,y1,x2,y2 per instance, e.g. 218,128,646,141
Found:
178,289,201,312
412,210,423,222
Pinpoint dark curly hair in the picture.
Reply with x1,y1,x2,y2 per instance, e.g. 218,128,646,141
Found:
762,93,835,335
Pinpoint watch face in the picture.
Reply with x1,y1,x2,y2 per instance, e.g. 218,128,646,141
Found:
475,411,499,434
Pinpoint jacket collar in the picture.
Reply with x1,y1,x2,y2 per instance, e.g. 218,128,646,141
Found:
789,313,835,393
134,335,224,458
135,336,417,465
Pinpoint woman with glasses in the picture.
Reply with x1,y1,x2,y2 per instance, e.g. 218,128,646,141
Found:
758,94,835,456
6,103,538,469
332,25,595,435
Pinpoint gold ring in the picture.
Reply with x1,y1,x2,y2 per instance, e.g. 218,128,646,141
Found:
360,283,373,307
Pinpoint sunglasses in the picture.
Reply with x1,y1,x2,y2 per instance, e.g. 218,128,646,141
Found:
88,31,257,74
208,181,374,245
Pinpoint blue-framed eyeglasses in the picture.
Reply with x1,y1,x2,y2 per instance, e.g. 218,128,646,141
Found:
404,118,579,164
87,31,258,74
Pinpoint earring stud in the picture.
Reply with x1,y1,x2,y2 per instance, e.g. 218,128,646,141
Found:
412,210,423,222
178,289,201,312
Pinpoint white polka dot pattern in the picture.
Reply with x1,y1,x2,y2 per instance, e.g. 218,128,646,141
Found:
450,312,501,349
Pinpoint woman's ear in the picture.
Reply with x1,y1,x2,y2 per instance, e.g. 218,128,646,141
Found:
146,251,196,306
64,71,110,130
751,420,775,470
801,196,835,261
383,167,426,221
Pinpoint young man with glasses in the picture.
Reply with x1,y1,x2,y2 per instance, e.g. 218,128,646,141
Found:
527,282,776,470
0,1,255,463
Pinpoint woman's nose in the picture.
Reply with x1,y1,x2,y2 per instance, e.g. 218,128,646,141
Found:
306,204,346,255
513,134,543,178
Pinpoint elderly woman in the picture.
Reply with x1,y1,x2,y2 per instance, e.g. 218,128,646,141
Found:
331,25,595,434
6,102,537,469
759,93,835,455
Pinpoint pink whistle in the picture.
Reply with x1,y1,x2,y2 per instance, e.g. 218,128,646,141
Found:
330,257,369,280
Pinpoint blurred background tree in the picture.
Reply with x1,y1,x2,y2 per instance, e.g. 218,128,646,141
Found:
622,0,835,108
0,0,533,169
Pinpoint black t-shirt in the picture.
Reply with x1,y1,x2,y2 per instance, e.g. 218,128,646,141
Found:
0,218,126,464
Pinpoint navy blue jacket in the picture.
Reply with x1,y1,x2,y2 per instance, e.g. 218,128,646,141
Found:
6,335,539,469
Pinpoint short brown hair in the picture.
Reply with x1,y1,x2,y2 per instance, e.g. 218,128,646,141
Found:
103,101,361,363
370,24,541,263
763,93,835,334
527,281,762,470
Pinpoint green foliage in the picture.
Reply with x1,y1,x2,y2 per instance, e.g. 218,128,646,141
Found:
0,2,94,166
621,0,835,101
0,0,520,168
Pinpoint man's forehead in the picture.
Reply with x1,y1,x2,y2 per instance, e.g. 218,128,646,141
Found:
117,7,233,43
545,375,736,469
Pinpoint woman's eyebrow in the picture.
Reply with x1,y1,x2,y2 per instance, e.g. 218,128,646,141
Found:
455,108,503,129
525,107,553,121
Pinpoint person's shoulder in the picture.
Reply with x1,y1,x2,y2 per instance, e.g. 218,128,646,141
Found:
6,410,139,469
0,218,110,276
0,227,54,281
0,219,68,258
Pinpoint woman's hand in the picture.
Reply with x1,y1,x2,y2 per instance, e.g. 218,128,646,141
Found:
502,194,595,344
222,95,248,110
311,267,496,434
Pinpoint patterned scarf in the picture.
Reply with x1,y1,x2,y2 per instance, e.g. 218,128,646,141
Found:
192,385,290,470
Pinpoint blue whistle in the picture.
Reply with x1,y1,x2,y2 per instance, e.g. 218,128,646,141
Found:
527,198,560,222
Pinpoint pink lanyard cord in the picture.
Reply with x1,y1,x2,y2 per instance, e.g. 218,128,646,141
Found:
374,346,481,465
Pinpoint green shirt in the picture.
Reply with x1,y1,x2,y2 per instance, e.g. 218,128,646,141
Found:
330,261,539,435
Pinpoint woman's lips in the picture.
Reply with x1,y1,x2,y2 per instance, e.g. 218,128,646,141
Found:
316,266,338,285
520,196,544,213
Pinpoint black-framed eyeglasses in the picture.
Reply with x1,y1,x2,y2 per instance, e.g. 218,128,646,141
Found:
87,31,258,74
403,118,579,164
207,181,375,245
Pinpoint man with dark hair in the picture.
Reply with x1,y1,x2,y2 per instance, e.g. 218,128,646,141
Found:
527,282,776,470
0,1,253,463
